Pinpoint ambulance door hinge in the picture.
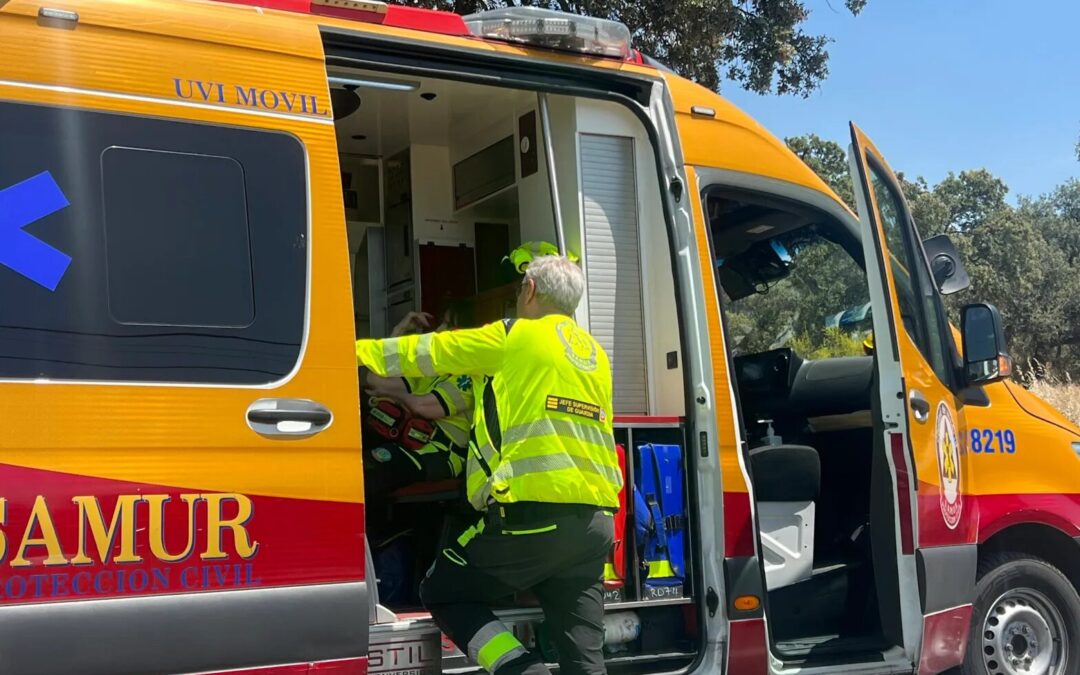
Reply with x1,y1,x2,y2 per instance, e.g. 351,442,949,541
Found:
669,176,684,203
706,586,719,618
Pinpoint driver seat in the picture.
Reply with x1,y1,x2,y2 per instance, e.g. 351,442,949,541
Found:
749,444,821,590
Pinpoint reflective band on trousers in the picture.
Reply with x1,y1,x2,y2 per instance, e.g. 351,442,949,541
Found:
416,333,436,376
383,337,402,376
469,621,527,672
502,418,613,451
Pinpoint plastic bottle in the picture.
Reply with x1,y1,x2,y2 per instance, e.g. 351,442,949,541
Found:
604,611,641,646
758,419,782,446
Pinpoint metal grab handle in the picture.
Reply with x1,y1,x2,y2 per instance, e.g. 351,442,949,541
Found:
246,398,333,439
247,409,332,425
909,390,931,424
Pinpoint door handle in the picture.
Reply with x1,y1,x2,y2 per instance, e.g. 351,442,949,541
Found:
247,398,333,439
908,390,931,424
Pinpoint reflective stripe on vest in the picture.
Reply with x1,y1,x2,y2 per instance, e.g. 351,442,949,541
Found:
416,333,437,377
492,450,622,488
439,381,469,415
437,420,469,448
503,418,613,452
383,337,402,375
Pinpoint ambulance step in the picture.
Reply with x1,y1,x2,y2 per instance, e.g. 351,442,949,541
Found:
775,633,891,660
369,620,443,675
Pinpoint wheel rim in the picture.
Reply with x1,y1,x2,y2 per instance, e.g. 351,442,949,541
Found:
981,588,1070,675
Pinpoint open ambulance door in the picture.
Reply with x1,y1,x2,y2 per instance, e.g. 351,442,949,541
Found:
848,123,978,673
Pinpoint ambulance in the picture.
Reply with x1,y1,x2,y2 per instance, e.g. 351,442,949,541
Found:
0,0,1077,674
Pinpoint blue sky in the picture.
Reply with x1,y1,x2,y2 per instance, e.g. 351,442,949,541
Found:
721,0,1080,201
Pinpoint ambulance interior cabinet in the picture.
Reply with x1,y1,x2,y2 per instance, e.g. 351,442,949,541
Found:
611,420,693,610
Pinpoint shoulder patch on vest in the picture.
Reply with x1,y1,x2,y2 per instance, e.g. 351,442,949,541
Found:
555,320,598,372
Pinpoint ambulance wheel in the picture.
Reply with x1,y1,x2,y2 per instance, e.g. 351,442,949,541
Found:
962,553,1080,675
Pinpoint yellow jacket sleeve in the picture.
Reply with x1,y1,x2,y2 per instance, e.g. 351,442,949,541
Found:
356,320,509,379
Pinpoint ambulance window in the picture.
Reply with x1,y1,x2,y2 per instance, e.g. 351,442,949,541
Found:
102,148,255,328
0,101,306,385
868,163,951,383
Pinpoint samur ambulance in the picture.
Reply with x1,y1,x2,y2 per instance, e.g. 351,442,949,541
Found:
0,1,1077,674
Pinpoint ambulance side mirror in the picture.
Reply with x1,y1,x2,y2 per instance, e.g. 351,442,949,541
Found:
923,234,970,295
961,302,1013,385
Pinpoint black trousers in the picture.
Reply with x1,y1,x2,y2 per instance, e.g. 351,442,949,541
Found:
420,503,614,675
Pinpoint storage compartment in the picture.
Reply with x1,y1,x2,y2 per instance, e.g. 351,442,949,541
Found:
612,421,694,607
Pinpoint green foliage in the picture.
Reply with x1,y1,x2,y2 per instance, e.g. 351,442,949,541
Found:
407,0,868,95
785,133,855,206
785,134,1080,377
724,231,870,356
789,327,866,359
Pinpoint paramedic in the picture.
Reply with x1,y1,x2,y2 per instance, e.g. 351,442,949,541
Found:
360,307,473,524
356,255,620,675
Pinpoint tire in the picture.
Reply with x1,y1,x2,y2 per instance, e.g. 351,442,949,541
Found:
962,552,1080,675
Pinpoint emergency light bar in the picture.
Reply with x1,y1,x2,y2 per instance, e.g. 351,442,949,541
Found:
463,7,632,60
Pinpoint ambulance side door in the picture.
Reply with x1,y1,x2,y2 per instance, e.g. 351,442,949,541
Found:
0,3,365,673
848,124,977,673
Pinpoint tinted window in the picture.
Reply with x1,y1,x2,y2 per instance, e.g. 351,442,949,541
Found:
0,101,306,384
868,162,951,383
103,148,255,328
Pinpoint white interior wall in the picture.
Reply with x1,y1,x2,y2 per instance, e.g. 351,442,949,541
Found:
574,99,685,416
335,78,684,416
410,144,471,246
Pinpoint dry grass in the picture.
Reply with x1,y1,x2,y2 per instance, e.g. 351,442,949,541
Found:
1015,361,1080,426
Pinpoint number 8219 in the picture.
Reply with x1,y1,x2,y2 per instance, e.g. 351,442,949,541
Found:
970,428,1016,454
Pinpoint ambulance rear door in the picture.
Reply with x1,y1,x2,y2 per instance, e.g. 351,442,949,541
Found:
848,123,977,673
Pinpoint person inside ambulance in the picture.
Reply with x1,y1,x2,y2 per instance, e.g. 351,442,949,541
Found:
360,304,474,529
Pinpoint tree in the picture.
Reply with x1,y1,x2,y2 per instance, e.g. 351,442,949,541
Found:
785,133,855,206
785,134,1080,373
412,0,868,95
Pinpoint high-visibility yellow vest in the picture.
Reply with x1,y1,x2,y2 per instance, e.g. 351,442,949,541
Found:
356,315,620,510
403,374,474,449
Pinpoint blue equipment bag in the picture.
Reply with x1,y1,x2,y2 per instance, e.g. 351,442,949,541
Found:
635,443,686,590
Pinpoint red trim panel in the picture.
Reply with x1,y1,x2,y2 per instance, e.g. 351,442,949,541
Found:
0,464,364,605
725,619,768,675
917,487,1080,547
205,657,368,674
210,0,470,36
973,492,1080,542
723,491,755,558
918,606,972,674
890,432,915,555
